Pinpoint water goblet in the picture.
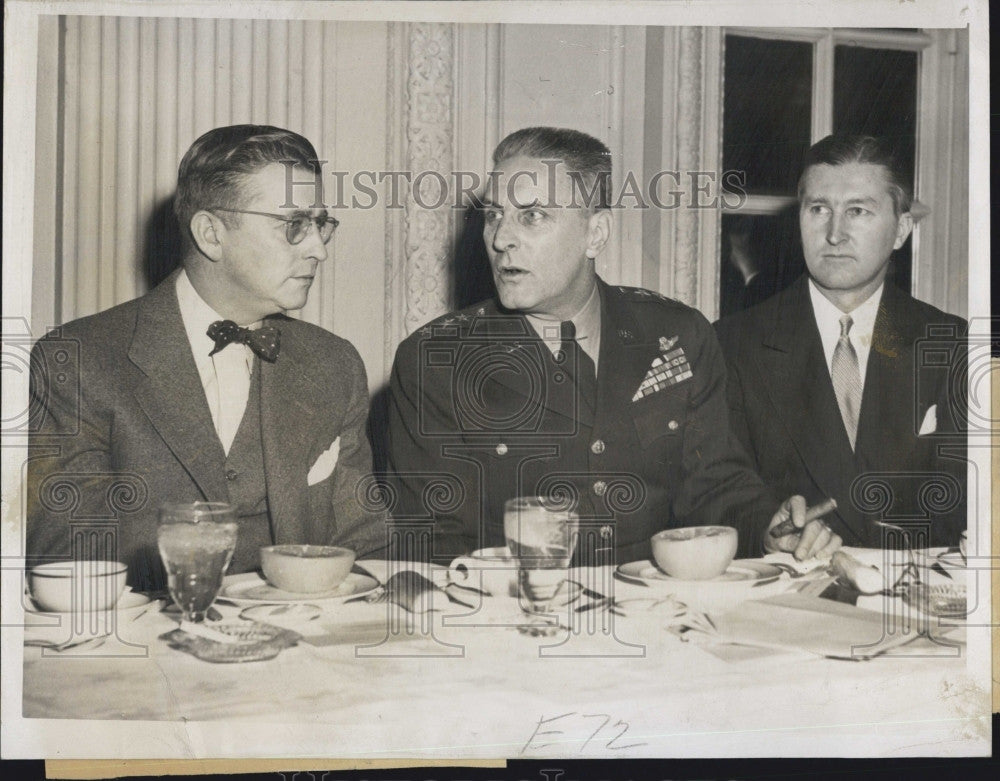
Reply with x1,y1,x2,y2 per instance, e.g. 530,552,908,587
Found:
157,502,238,623
503,496,578,635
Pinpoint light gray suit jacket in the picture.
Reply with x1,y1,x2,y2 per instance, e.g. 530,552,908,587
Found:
26,270,386,589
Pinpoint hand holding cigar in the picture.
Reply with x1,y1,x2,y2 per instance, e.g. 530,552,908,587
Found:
769,497,838,538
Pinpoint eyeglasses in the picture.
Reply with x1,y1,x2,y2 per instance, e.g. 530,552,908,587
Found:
209,208,339,245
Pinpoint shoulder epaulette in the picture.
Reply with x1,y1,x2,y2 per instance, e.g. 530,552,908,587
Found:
415,302,493,338
615,285,676,304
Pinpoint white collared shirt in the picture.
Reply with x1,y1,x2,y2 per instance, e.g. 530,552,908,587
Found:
808,279,883,388
175,270,254,454
525,282,602,375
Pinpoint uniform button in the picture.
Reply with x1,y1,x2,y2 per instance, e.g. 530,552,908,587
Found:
495,443,508,456
667,419,679,431
590,439,606,455
592,480,607,497
225,469,238,481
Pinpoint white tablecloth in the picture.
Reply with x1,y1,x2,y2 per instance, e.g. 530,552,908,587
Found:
14,550,991,759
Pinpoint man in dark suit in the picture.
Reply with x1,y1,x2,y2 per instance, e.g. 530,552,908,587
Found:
715,135,967,548
387,126,838,567
27,125,385,589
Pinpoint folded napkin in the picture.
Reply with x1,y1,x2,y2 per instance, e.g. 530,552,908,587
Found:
705,592,955,659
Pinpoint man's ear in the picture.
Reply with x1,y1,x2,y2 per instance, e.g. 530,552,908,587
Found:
585,209,613,258
893,211,914,250
189,211,225,262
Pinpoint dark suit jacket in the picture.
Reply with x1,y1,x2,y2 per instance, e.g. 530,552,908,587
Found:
715,275,967,548
386,278,778,566
26,271,386,589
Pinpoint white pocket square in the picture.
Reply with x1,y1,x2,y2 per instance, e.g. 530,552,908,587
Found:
307,437,341,486
918,405,937,436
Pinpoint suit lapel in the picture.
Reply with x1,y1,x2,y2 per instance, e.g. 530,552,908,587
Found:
754,278,864,537
259,321,325,543
855,283,913,463
127,272,229,502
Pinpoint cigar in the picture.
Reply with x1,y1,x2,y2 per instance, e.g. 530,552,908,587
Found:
769,498,838,538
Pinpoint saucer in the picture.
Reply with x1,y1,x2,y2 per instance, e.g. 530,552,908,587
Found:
615,559,788,614
24,589,156,623
616,559,783,587
218,572,380,606
23,591,157,645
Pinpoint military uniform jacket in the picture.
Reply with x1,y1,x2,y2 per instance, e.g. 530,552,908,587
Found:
387,278,778,566
714,275,967,548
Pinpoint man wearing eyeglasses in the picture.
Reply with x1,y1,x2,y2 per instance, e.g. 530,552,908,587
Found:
27,124,385,590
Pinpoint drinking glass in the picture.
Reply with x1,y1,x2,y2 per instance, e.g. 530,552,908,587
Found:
503,496,578,635
157,502,238,623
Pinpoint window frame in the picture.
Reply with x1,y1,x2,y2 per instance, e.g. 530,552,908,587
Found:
721,27,932,220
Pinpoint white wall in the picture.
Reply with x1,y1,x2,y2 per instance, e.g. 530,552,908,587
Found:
33,16,390,385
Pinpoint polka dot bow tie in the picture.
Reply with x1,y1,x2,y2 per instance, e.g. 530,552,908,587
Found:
206,320,281,363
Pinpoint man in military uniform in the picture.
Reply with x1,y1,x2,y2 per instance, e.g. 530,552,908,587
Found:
386,126,839,566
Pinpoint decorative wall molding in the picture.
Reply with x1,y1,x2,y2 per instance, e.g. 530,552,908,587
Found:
36,17,392,385
384,21,408,371
402,22,455,336
914,28,969,318
646,27,721,317
672,26,704,309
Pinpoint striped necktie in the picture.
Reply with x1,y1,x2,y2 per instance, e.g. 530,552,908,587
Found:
831,314,862,450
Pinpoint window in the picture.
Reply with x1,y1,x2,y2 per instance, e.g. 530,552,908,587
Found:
720,29,927,317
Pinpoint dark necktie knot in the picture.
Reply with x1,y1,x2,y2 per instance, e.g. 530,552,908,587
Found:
559,320,577,342
207,320,281,362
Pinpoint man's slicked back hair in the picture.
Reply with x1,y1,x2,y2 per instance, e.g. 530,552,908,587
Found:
798,134,913,215
174,124,320,240
492,126,613,211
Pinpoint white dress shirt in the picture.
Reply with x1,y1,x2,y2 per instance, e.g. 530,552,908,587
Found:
808,279,883,389
526,282,602,374
175,270,254,455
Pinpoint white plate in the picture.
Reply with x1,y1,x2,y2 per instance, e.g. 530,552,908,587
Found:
615,559,788,614
616,559,783,587
23,591,158,646
24,589,156,622
218,571,380,605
